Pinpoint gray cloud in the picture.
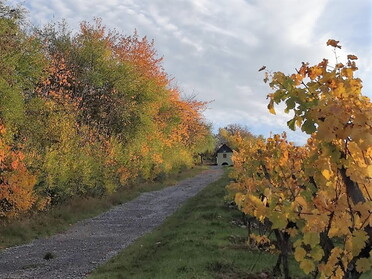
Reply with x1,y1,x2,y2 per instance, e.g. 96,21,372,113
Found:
10,0,372,144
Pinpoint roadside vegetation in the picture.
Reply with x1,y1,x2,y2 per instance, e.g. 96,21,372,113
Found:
0,1,213,224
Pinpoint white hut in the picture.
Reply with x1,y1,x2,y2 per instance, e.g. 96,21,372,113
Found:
216,144,233,166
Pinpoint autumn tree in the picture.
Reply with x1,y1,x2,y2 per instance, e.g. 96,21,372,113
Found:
0,2,48,216
217,124,258,150
0,2,45,127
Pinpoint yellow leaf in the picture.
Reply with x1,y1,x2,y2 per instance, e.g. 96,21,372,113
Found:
308,66,322,80
348,142,367,168
367,165,372,178
351,230,368,256
248,194,263,206
303,232,320,248
300,259,316,274
310,245,324,261
321,169,331,180
355,257,372,273
295,196,307,207
291,73,303,85
341,68,353,79
294,247,307,261
268,101,276,115
328,226,340,238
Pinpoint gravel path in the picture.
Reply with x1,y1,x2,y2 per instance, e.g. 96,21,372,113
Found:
0,167,223,279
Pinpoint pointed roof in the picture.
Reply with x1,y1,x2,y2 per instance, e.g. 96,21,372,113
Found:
216,144,233,153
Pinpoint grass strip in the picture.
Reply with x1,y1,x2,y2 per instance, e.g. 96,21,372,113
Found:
0,166,206,250
89,170,308,279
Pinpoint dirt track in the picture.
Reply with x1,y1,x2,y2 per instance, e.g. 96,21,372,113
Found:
0,167,223,279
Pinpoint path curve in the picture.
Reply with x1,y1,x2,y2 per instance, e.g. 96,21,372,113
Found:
0,167,223,279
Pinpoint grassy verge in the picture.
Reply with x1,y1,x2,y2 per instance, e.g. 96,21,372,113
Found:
0,166,206,250
89,170,308,279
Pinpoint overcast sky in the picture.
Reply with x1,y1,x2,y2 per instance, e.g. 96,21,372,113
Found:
9,0,372,144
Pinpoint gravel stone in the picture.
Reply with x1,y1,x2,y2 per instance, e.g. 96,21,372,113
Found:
0,167,223,279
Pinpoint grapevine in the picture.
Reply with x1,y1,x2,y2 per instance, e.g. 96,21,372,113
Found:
228,40,372,278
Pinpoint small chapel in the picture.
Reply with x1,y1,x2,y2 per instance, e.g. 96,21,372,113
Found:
216,144,233,166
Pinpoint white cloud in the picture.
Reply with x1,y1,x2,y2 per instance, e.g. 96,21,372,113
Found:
9,0,372,144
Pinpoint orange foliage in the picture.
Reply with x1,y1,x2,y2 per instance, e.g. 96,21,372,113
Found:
0,123,47,218
115,30,169,87
35,53,79,109
169,89,209,147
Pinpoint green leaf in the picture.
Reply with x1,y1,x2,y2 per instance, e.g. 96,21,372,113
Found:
270,212,287,229
287,118,296,131
285,97,296,110
301,120,317,134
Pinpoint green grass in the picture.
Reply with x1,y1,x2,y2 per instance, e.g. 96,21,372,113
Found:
88,170,308,279
0,166,206,250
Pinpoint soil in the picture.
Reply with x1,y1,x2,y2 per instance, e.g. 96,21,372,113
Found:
0,167,223,279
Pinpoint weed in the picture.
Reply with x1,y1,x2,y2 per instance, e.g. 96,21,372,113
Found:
43,252,55,260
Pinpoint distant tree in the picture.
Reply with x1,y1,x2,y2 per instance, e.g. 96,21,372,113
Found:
216,124,261,150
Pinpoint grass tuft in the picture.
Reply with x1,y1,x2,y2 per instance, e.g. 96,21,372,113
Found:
43,252,55,260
